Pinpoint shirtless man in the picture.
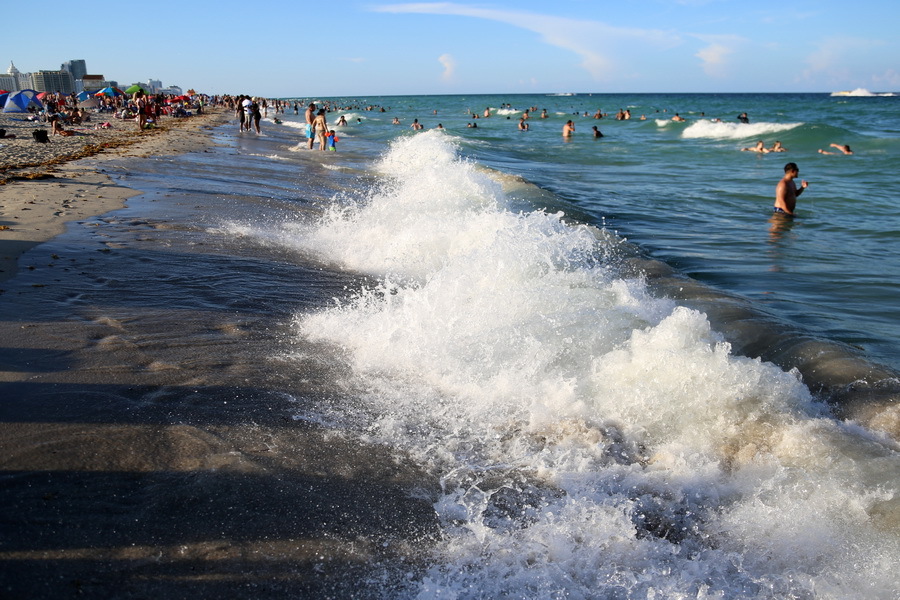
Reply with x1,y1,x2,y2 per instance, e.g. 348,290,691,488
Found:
304,103,316,149
562,120,575,137
769,141,786,152
773,162,808,216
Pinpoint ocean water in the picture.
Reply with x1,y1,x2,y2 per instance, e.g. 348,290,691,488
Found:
11,93,900,597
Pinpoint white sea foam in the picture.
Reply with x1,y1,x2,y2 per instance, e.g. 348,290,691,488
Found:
261,131,899,598
682,120,801,140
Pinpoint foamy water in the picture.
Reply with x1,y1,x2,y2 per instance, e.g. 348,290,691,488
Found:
680,120,801,140
248,131,900,598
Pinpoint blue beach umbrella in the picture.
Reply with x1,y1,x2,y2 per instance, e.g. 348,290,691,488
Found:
76,90,91,101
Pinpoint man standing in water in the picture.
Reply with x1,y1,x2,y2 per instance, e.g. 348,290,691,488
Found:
304,103,316,149
773,162,808,216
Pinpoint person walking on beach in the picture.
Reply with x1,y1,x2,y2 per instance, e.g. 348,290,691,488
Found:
773,162,808,217
134,91,148,131
305,103,316,149
249,99,262,134
236,97,247,132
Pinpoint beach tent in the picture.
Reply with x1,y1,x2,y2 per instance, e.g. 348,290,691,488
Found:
76,90,92,101
2,89,43,113
0,92,8,107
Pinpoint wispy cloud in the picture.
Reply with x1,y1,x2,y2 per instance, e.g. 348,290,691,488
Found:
373,2,681,81
692,34,744,77
438,53,456,81
803,36,886,82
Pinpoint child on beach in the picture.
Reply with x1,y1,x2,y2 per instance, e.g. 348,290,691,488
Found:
325,130,339,151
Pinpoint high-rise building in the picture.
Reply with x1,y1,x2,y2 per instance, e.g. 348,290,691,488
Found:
0,73,15,92
6,61,30,91
61,59,87,81
31,70,76,94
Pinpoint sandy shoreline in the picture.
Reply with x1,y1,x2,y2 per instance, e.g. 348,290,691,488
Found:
0,108,440,597
0,108,229,283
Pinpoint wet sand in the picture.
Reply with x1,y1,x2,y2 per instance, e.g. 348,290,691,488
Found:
0,109,439,598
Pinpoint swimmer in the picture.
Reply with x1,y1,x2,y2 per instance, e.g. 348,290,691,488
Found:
773,162,808,217
818,143,853,155
769,141,786,152
592,126,603,138
518,117,529,131
742,140,769,153
562,120,575,137
671,114,686,122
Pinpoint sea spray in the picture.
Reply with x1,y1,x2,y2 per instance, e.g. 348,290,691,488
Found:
282,132,900,598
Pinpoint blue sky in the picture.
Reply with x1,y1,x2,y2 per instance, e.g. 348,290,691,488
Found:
5,0,899,97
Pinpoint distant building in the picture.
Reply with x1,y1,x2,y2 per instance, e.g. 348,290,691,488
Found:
0,73,14,92
61,59,87,81
5,61,30,91
80,75,118,93
32,70,75,94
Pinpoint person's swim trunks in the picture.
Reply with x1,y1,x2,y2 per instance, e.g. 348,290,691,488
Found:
773,207,792,215
306,124,313,138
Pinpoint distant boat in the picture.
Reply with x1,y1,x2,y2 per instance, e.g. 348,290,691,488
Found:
831,88,896,97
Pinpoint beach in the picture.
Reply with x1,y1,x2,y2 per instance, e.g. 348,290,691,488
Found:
0,109,230,282
0,108,440,598
2,92,898,598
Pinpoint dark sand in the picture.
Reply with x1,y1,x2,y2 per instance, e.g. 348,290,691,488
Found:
0,109,440,598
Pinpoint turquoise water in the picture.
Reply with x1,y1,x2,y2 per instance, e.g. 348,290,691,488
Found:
227,99,899,596
282,93,900,372
12,94,894,596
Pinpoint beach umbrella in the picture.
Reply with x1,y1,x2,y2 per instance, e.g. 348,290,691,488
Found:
125,84,146,94
76,90,91,101
94,86,124,97
36,92,50,100
186,89,196,95
77,97,101,109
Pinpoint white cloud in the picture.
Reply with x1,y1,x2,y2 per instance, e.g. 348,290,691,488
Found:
373,3,681,81
692,34,743,77
438,53,456,81
872,68,900,89
804,36,885,77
